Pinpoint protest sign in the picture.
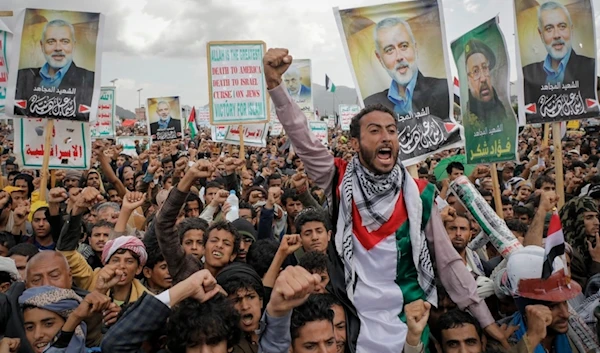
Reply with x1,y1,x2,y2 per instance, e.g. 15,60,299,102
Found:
334,0,462,166
514,0,598,124
283,59,313,119
451,17,518,164
197,106,210,127
0,20,10,118
91,87,116,138
207,41,269,125
327,116,336,129
15,117,90,169
211,125,228,142
147,96,183,141
309,121,328,147
6,9,105,122
116,136,148,157
339,104,359,131
223,124,268,147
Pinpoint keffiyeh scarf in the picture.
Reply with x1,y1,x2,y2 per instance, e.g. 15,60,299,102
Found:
335,156,436,303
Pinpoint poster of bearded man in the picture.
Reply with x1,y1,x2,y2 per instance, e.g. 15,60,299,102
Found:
333,0,462,166
6,8,104,122
514,0,598,124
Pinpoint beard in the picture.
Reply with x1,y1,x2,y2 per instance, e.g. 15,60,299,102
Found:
358,141,399,175
385,58,419,88
545,39,571,62
44,51,72,70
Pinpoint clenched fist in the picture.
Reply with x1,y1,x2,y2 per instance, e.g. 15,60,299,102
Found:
263,48,293,89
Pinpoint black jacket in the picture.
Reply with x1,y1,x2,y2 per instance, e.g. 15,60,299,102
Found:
149,118,182,140
14,62,95,121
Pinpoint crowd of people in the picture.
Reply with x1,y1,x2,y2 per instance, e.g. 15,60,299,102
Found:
0,49,599,353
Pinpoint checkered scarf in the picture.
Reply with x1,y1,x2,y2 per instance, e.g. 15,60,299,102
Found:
335,156,436,304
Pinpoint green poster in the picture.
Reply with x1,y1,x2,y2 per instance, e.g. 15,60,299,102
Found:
451,17,518,164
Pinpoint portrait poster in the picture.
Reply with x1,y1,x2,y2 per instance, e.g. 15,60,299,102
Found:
211,125,228,142
281,58,314,120
0,20,11,118
334,0,462,166
15,117,90,169
207,41,269,125
451,17,518,164
147,96,183,142
339,104,360,131
91,86,116,138
514,0,598,124
309,121,328,147
6,9,104,122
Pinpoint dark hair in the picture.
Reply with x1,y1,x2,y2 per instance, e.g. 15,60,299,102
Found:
220,275,265,300
349,104,395,139
267,174,282,184
501,196,512,206
161,157,173,166
91,220,115,232
246,239,279,278
204,221,241,255
0,232,16,251
184,193,204,213
177,217,209,242
479,189,492,198
205,181,223,191
446,161,464,175
0,271,12,285
513,206,534,219
7,171,20,180
535,175,556,189
506,219,529,235
239,201,257,218
299,251,329,274
295,208,331,234
144,239,165,270
13,174,34,198
291,294,335,341
282,188,300,206
7,243,39,258
112,248,141,266
438,309,483,340
167,295,241,352
243,186,267,203
318,293,343,308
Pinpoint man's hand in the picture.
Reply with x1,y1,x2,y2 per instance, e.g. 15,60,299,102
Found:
525,305,552,347
13,201,30,227
175,157,189,174
470,165,490,181
405,300,431,346
440,206,456,223
266,266,321,318
278,234,303,256
92,140,106,157
188,160,216,179
72,187,104,215
122,191,146,212
183,269,223,303
267,186,282,208
261,167,272,178
263,48,293,89
291,173,308,191
54,170,66,182
224,158,245,175
72,291,112,320
147,159,161,174
211,190,230,207
102,303,121,327
95,264,124,293
587,234,600,262
0,337,20,353
0,191,10,209
48,187,68,204
538,190,558,214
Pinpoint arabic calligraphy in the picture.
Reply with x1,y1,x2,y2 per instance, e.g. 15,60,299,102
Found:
473,124,504,137
25,144,84,160
29,95,77,118
469,139,512,160
538,91,585,119
540,80,579,91
398,118,445,155
32,86,77,95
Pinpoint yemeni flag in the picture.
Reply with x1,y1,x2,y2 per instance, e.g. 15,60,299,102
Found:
542,212,566,279
453,77,461,106
187,106,198,139
325,75,336,93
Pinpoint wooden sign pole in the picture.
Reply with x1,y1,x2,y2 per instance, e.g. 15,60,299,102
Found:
50,170,56,188
238,124,245,160
552,122,565,208
543,123,551,147
490,162,504,219
39,120,54,202
407,164,418,179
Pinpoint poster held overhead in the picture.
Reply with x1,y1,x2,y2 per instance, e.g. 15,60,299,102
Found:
514,0,598,124
6,9,105,122
333,0,462,166
147,96,182,141
451,17,518,165
0,20,11,118
207,41,269,125
91,86,116,138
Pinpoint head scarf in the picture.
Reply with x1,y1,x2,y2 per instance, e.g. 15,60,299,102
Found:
29,200,50,222
0,256,21,281
102,236,147,267
560,196,598,263
19,286,86,353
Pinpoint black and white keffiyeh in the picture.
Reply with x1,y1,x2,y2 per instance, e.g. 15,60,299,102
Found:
335,156,437,305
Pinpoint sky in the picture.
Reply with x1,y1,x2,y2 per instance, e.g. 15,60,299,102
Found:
2,0,600,112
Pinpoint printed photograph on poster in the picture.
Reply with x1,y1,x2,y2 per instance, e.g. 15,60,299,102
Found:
514,0,598,123
91,87,116,138
0,21,10,118
211,125,228,141
6,9,104,122
147,96,182,141
207,41,269,125
15,118,90,169
282,59,314,119
334,0,462,165
309,121,328,147
451,17,518,164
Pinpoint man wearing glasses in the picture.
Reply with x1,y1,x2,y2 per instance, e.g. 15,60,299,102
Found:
465,39,509,122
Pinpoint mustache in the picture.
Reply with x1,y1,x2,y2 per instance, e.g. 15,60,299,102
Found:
395,61,409,70
552,39,566,46
479,82,490,94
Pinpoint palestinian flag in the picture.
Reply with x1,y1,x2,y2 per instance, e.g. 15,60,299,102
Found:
542,212,566,279
325,75,336,93
188,106,198,139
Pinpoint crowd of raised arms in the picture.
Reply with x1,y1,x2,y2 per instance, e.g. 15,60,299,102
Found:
0,48,599,353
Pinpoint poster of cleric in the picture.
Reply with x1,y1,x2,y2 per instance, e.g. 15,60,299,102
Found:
514,0,598,124
333,0,462,165
5,9,104,122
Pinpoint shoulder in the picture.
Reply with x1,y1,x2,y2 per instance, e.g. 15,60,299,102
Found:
570,51,595,66
523,61,544,75
364,89,390,104
17,67,39,78
416,73,447,93
69,62,94,78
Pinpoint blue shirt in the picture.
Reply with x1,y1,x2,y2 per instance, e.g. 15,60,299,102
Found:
387,71,418,115
158,116,171,129
543,48,571,84
39,61,72,88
